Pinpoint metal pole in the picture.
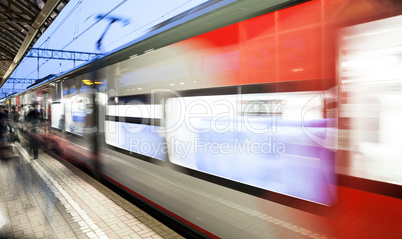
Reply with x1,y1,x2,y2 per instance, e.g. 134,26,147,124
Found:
37,54,40,79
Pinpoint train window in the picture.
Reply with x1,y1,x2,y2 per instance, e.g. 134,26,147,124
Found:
339,14,402,185
51,102,64,130
164,91,336,205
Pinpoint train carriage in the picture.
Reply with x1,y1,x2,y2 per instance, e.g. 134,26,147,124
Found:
3,0,402,238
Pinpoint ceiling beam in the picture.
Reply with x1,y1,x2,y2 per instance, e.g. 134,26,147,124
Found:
7,0,37,19
0,17,33,23
0,45,14,58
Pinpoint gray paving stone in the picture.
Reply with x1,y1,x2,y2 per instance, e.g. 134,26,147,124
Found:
0,137,182,239
130,233,143,239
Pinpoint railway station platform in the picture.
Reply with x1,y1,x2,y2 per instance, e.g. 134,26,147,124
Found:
0,136,183,239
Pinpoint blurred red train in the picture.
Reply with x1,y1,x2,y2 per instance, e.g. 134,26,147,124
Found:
4,0,402,238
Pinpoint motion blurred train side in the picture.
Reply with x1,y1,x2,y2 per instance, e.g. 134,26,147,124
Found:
4,0,402,238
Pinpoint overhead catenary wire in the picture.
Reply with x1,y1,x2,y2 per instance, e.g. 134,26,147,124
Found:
21,0,201,80
74,4,82,40
23,0,127,79
18,0,84,67
38,0,84,49
60,0,128,51
104,0,195,50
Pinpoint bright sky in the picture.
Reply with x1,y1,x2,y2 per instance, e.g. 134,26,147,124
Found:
10,0,208,81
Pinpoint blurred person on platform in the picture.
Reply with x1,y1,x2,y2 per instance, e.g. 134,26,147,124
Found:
0,106,9,142
20,104,27,131
9,105,20,143
26,102,41,159
4,105,9,116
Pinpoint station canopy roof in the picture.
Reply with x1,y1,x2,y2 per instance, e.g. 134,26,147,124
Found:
0,0,70,88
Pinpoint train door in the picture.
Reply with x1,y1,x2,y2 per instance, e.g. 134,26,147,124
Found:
339,15,402,185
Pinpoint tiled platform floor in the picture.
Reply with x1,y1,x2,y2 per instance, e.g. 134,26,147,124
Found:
0,137,183,239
